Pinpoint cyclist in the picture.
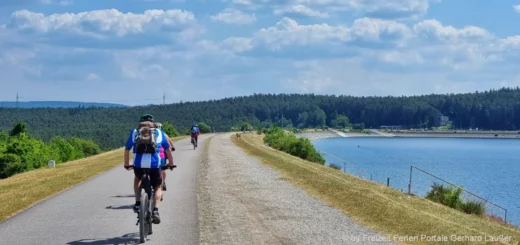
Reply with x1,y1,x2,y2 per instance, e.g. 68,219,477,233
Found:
154,122,175,191
124,114,174,224
190,124,200,146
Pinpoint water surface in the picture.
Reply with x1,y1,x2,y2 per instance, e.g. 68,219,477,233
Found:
312,137,520,226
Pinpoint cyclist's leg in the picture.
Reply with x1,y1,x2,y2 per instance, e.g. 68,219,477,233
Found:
160,158,167,191
133,168,143,212
150,168,163,223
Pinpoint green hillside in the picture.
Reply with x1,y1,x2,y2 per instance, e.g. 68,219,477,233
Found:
1,87,520,149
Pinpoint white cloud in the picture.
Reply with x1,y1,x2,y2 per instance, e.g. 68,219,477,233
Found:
243,17,411,51
211,8,257,25
273,4,329,18
514,4,520,13
413,20,492,43
4,2,520,104
86,73,100,80
7,9,198,37
59,0,73,6
221,37,254,53
232,0,438,19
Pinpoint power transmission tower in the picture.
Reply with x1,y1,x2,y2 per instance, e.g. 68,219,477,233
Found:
163,93,165,105
16,92,19,108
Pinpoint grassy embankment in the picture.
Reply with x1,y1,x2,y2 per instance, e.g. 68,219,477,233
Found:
0,135,188,223
232,133,520,245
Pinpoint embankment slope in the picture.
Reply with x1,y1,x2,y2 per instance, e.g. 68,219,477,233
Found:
231,133,520,245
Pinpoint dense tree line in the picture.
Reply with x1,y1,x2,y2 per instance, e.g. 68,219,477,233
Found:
1,87,520,149
0,122,102,179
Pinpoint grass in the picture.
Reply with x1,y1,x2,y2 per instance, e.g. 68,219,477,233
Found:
0,135,188,223
232,133,520,245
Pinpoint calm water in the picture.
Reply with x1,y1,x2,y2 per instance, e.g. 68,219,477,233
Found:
312,137,520,226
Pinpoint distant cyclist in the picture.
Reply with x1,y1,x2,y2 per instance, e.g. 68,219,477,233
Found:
154,122,175,191
123,114,174,224
190,124,200,146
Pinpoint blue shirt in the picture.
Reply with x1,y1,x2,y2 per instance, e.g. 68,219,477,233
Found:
125,128,170,168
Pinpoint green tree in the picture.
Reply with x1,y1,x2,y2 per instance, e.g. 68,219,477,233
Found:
9,121,28,137
162,121,180,137
337,115,350,128
0,153,23,178
197,122,211,133
49,136,82,163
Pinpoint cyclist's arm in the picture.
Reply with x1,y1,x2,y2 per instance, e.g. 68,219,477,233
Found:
124,130,135,166
163,133,175,150
160,131,174,165
165,148,174,166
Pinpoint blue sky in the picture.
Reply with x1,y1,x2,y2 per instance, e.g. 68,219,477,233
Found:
2,0,520,105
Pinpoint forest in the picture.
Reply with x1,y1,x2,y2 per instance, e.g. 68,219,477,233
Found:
1,87,520,149
0,122,102,178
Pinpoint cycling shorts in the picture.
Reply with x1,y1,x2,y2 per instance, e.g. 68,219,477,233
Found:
133,168,162,188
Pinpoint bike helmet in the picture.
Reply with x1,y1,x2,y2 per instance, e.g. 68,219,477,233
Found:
140,114,154,122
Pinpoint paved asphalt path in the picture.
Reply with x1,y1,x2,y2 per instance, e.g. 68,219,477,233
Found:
0,134,213,245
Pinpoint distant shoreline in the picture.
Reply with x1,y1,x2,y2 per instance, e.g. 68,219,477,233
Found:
296,130,520,140
392,133,520,139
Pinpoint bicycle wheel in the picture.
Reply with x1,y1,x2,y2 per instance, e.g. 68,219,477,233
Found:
148,190,153,235
139,188,148,243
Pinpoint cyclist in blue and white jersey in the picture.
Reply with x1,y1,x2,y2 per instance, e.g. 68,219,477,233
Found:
123,113,174,224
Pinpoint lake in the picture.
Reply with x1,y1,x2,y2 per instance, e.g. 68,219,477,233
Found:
312,137,520,227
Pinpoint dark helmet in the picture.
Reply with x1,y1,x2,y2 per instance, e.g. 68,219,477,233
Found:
140,114,154,122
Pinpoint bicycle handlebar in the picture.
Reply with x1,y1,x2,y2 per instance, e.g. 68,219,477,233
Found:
124,165,177,171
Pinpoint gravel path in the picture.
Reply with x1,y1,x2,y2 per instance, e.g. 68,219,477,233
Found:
198,133,397,245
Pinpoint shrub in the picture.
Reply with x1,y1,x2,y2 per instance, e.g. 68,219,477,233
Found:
460,200,486,216
0,153,23,178
263,126,325,164
0,122,103,179
425,183,486,217
49,136,83,163
162,121,180,137
426,183,463,209
68,137,102,157
197,122,211,133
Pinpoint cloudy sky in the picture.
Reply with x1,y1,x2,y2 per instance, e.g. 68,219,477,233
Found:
1,0,520,105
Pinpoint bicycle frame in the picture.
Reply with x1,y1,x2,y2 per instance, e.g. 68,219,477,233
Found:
124,165,175,243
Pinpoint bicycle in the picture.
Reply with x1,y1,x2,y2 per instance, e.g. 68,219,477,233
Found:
124,165,176,243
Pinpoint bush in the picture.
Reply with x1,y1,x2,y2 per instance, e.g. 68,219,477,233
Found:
68,137,102,157
0,153,23,178
197,122,211,133
263,126,325,164
0,122,103,179
162,121,180,137
425,183,486,216
460,200,486,216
